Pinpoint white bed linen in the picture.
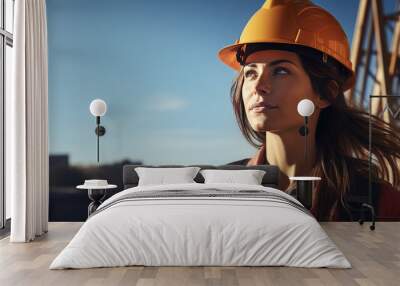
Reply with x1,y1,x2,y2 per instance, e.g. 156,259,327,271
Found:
49,183,351,269
200,169,266,185
135,167,200,186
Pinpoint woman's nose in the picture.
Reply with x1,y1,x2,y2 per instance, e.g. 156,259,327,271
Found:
255,76,272,95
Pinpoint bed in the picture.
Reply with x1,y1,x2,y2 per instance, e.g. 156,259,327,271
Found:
49,164,351,269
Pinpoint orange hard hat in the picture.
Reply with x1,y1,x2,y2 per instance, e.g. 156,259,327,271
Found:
218,0,355,91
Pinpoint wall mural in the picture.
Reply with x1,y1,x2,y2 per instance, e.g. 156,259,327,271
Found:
47,0,377,221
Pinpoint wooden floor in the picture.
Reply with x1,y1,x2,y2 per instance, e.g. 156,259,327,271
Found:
0,222,399,286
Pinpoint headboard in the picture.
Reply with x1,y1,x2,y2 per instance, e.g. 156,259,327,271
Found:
123,164,280,189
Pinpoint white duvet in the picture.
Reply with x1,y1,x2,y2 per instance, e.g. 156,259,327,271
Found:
50,183,351,269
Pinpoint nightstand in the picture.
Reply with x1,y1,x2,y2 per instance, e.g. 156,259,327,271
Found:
76,183,117,217
289,176,321,209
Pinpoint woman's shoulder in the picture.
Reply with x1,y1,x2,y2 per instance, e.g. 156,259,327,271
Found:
375,181,400,220
344,157,400,220
227,145,267,166
346,174,400,220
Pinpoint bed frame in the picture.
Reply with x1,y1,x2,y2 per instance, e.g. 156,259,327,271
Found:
122,164,280,190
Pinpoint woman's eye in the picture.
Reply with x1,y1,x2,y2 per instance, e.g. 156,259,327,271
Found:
245,67,288,79
274,67,289,75
244,70,257,79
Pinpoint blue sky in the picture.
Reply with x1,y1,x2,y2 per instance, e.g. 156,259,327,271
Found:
46,0,392,166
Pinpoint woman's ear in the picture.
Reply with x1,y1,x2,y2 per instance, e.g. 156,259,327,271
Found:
316,80,339,109
327,80,340,98
317,96,331,109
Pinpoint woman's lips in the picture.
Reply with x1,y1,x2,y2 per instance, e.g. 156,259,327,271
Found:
251,106,279,113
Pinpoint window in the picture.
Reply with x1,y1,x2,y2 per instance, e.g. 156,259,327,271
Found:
0,0,14,230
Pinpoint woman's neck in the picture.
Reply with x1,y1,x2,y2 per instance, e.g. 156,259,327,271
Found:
265,125,317,191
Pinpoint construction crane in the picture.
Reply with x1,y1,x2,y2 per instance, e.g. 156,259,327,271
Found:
347,0,400,124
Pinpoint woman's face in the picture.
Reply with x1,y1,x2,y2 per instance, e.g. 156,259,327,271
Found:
242,49,324,133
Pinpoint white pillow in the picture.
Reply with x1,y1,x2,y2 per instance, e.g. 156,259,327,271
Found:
135,167,201,186
200,169,266,185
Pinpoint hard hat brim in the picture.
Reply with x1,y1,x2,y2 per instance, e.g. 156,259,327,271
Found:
218,41,355,91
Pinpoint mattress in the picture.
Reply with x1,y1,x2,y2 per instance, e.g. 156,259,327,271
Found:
49,183,351,269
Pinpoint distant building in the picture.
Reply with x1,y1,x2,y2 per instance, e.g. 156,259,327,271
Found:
49,154,69,168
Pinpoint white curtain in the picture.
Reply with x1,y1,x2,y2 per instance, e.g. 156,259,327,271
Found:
8,0,49,242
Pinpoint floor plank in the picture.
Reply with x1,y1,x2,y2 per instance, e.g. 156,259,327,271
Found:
0,222,399,286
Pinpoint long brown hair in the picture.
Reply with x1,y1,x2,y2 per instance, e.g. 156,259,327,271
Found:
230,44,400,220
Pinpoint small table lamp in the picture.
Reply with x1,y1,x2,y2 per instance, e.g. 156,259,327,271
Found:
89,99,107,163
297,99,315,163
292,99,320,209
